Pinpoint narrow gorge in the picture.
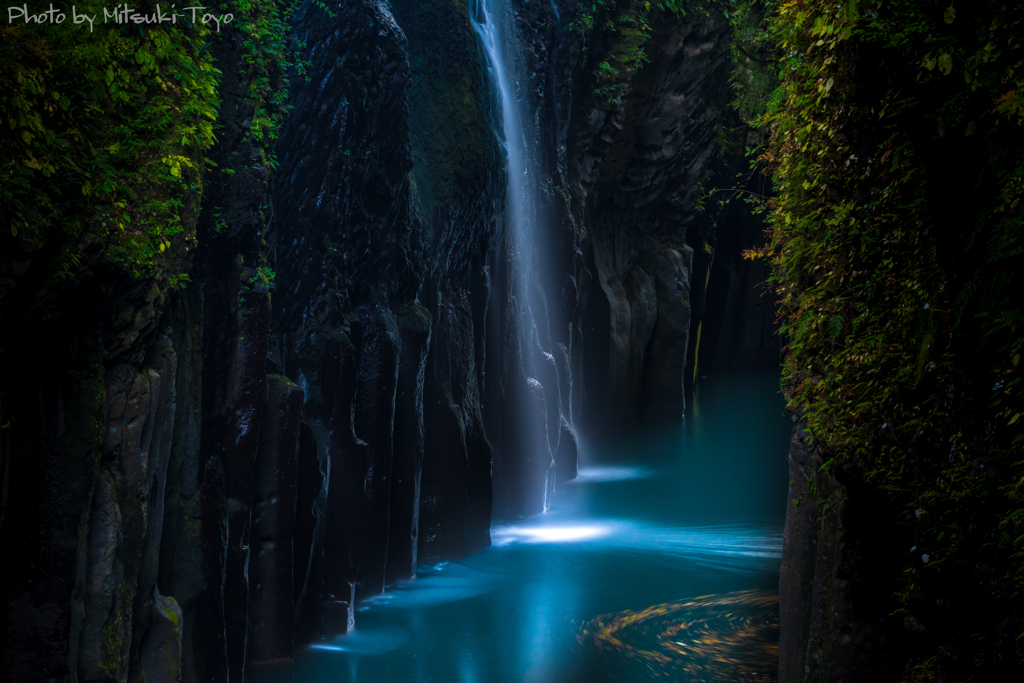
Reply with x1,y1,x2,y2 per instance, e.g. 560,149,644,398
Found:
2,1,1022,682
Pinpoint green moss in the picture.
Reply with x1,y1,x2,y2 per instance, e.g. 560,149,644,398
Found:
412,72,487,211
99,579,134,680
157,593,182,634
267,373,300,390
165,602,179,627
394,0,496,222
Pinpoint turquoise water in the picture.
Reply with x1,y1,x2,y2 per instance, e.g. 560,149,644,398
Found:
251,370,792,682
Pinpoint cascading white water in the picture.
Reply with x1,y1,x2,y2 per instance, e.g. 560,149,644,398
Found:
472,0,557,512
471,0,535,289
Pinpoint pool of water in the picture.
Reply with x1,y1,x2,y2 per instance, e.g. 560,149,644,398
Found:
251,370,793,683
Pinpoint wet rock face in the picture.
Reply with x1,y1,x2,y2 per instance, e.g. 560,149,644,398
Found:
388,0,501,556
273,1,417,315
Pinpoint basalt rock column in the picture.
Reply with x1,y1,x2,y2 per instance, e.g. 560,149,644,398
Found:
0,129,202,683
291,423,327,645
247,375,303,665
385,304,432,586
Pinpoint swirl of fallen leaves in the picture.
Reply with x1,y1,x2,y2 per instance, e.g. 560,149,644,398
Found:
576,589,779,682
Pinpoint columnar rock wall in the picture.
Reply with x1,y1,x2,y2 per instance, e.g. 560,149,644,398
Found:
569,16,733,428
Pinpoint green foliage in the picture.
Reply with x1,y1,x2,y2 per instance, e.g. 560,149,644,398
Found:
726,0,781,125
225,0,302,165
695,2,780,226
168,272,192,290
311,0,338,18
251,265,276,288
746,0,1024,676
0,1,220,291
0,1,299,304
239,264,275,306
573,0,713,104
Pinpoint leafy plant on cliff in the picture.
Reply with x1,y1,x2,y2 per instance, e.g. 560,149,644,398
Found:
573,0,713,104
0,1,299,305
748,0,1024,677
726,0,781,126
226,0,302,164
0,1,220,294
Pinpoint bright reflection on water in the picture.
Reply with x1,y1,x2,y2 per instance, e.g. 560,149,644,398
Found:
250,370,792,682
491,524,612,544
571,466,653,482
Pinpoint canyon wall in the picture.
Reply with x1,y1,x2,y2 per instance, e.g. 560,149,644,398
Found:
770,1,1024,679
0,1,776,681
567,12,734,428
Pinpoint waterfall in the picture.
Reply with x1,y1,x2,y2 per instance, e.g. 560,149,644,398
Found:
472,0,557,514
471,0,535,289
